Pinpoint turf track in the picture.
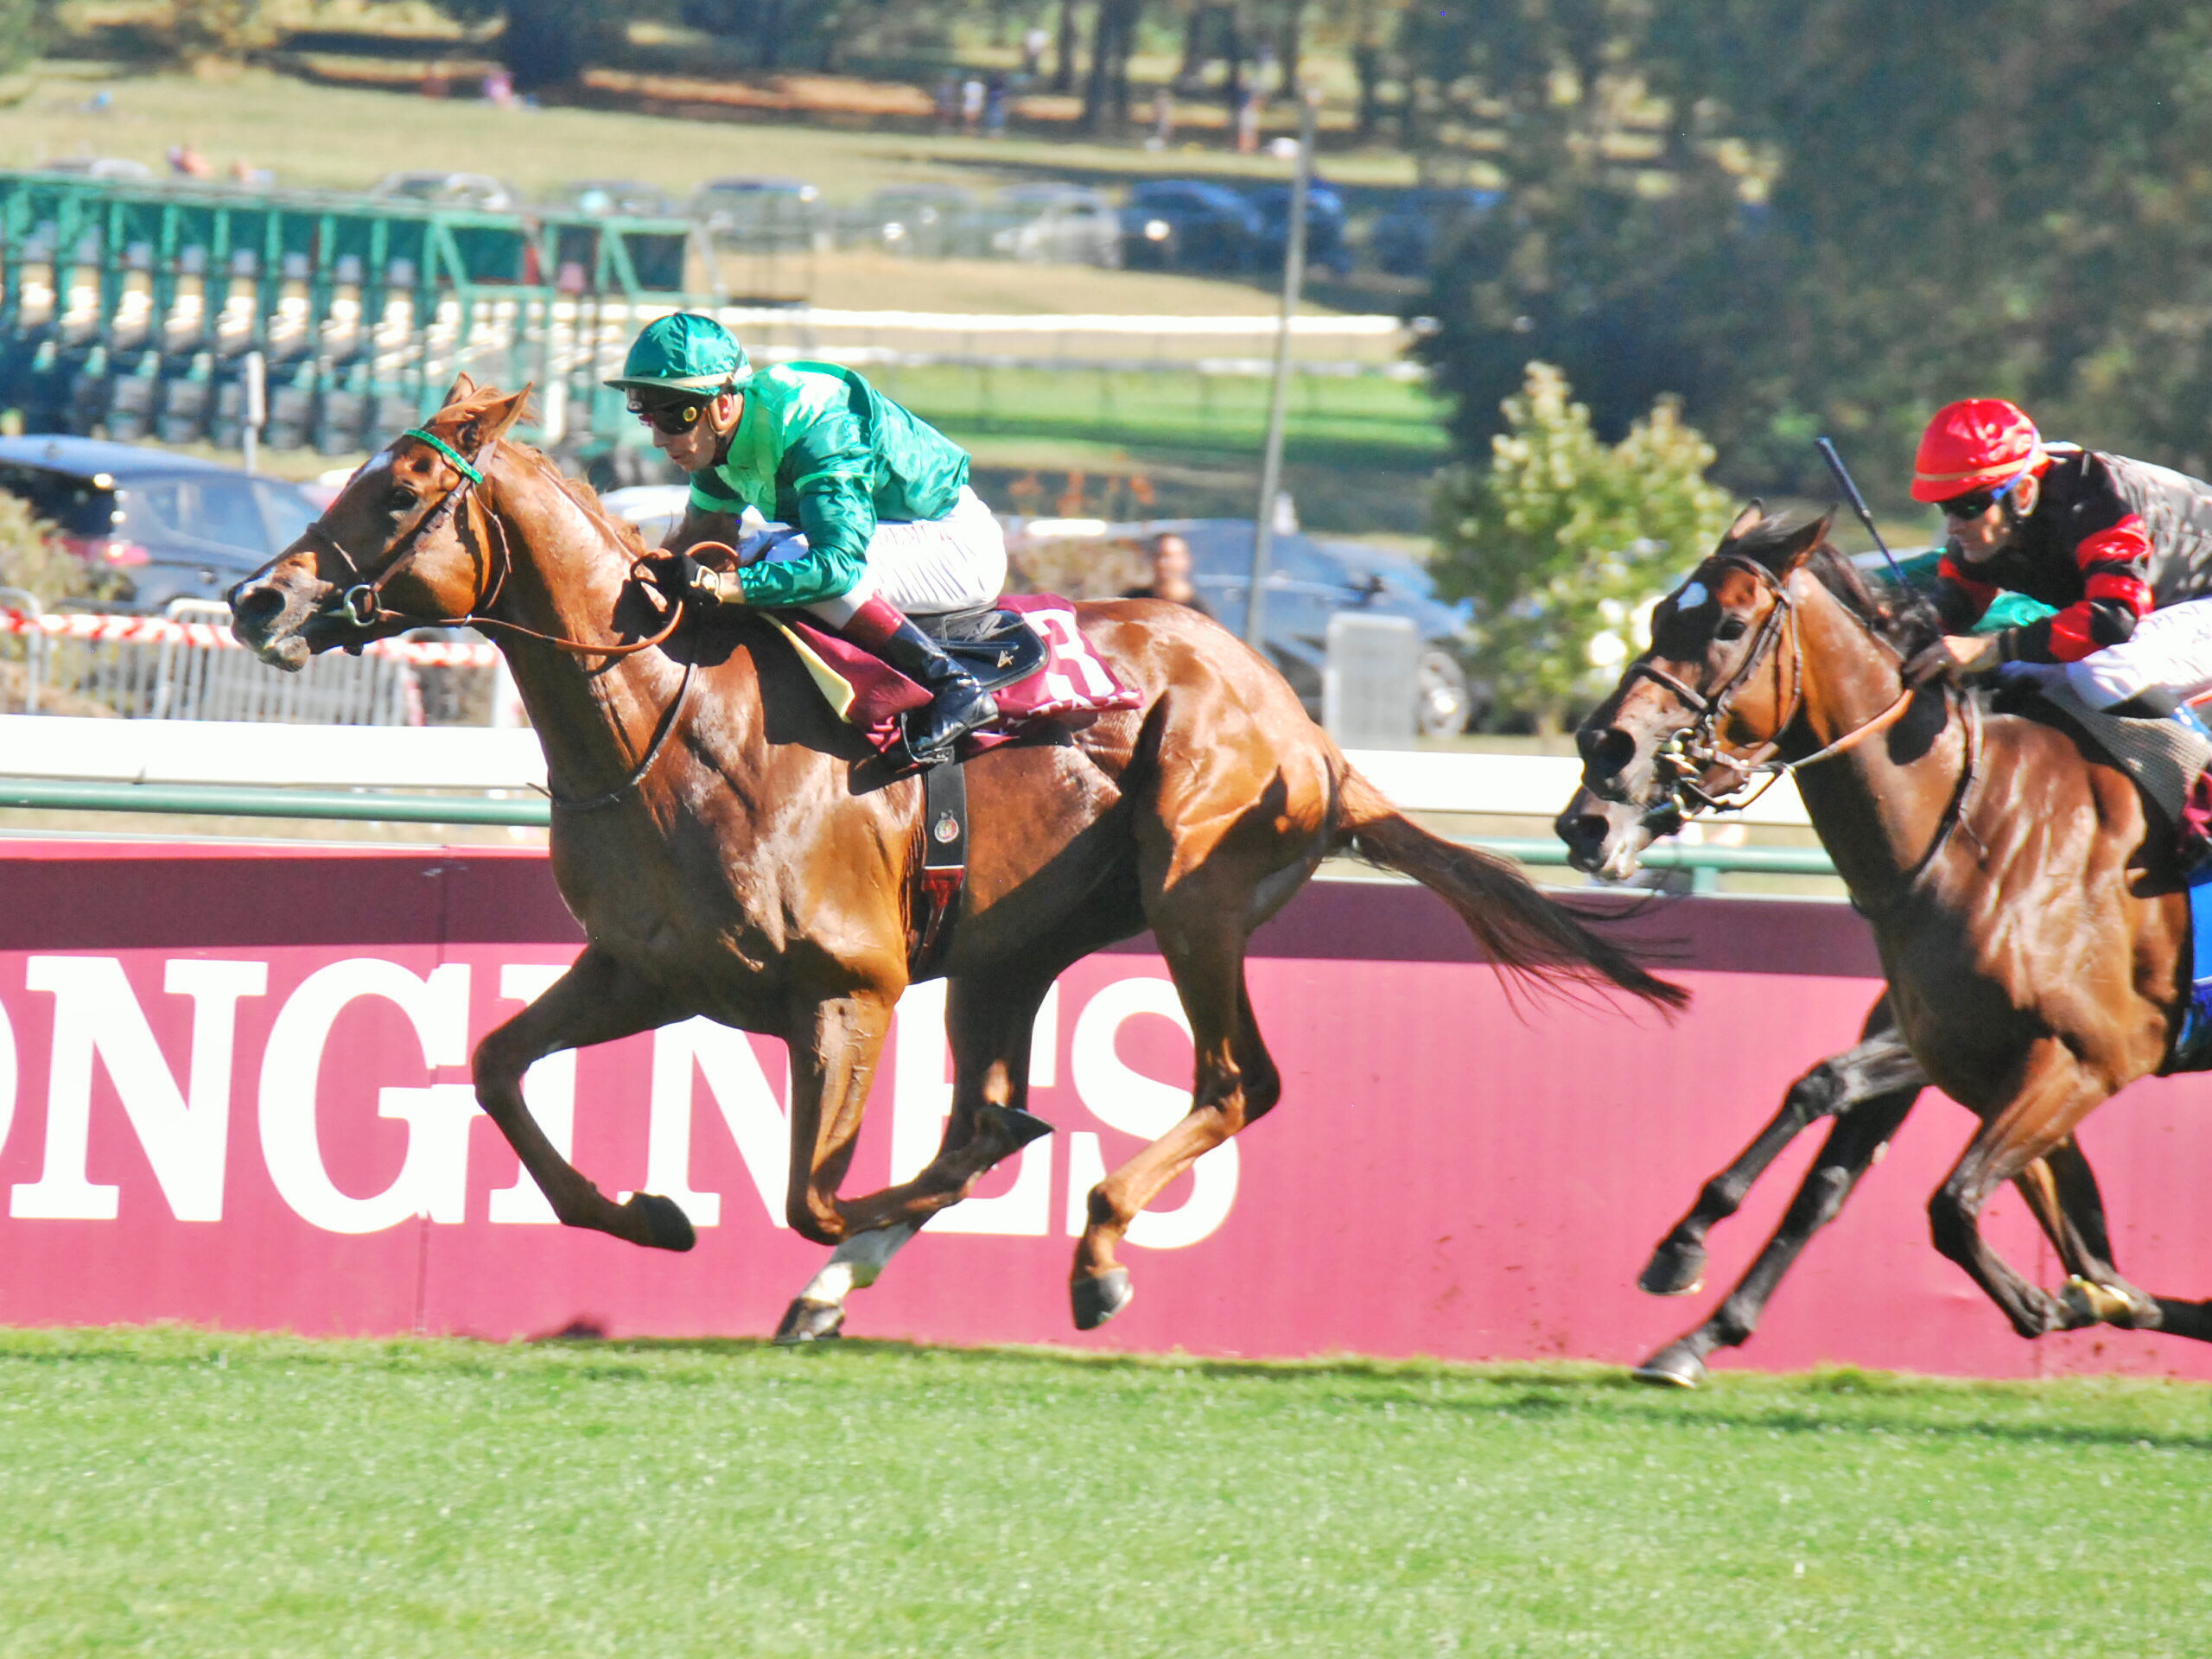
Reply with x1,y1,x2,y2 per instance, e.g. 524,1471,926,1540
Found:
1,1329,2205,1657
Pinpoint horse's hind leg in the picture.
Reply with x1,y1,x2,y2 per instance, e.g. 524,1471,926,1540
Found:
473,946,696,1251
1634,1081,1919,1388
775,962,1063,1344
2008,1137,2162,1332
1640,999,1917,1298
1929,1039,2115,1338
1071,930,1279,1330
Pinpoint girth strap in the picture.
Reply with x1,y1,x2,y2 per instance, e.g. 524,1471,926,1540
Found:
908,760,969,977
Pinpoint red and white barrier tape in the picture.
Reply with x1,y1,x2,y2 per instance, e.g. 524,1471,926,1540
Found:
0,610,499,668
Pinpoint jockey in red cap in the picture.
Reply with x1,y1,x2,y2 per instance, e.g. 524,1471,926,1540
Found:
1904,398,2212,721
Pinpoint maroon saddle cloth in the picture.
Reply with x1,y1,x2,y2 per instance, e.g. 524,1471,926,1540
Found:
766,593,1141,757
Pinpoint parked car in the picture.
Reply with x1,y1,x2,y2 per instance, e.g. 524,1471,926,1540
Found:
1120,181,1263,273
987,184,1122,267
367,171,517,213
1066,518,1478,735
692,176,823,250
0,436,319,613
1369,187,1500,277
543,179,680,219
867,184,982,258
1245,181,1353,278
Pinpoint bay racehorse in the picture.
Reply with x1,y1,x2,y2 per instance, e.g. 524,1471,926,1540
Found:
1555,505,2212,1358
229,377,1683,1337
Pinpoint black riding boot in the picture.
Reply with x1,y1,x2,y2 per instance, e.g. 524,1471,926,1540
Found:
875,619,999,761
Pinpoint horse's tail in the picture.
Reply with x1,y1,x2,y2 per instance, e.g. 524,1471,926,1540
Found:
1331,761,1689,1014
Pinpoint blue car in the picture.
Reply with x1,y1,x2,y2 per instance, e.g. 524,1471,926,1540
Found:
1244,181,1352,279
1121,181,1264,274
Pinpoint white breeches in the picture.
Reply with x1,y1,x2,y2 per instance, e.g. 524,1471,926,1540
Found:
747,486,1008,626
1997,596,2212,710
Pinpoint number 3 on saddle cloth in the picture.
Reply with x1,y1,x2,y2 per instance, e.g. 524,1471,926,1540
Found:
762,594,1145,972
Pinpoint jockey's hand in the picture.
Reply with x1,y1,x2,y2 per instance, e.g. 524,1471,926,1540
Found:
1904,632,2002,686
649,552,736,609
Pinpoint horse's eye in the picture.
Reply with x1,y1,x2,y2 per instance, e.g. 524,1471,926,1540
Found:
384,489,416,515
1714,615,1749,643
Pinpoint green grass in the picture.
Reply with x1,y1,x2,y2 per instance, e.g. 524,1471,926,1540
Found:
3,1329,2209,1657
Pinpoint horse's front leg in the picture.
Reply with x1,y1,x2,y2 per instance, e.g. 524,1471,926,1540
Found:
1635,1083,1919,1387
473,946,698,1251
775,964,1061,1344
1929,1039,2116,1338
1639,997,1916,1296
780,991,899,1248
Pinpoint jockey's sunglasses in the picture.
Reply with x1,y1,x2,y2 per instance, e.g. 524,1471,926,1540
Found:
1939,474,2024,521
629,396,706,435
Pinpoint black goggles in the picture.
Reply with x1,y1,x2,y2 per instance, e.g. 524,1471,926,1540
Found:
1938,476,2022,520
629,397,707,435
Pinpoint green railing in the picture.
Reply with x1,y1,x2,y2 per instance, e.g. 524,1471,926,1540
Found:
0,779,1840,887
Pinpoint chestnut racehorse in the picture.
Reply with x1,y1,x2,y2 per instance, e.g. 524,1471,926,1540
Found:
1557,505,2212,1354
230,378,1683,1337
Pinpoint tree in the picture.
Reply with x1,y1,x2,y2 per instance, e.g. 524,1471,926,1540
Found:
1080,0,1142,131
1433,362,1733,732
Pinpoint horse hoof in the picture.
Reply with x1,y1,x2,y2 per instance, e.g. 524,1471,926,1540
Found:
983,1105,1055,1151
626,1192,696,1252
772,1298,846,1345
2062,1275,2161,1330
1638,1243,1707,1297
1071,1268,1134,1331
1632,1344,1708,1389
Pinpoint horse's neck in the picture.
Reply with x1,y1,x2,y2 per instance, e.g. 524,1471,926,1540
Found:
1787,581,1970,897
487,462,741,796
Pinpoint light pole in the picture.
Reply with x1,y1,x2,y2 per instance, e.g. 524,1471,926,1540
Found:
1243,87,1318,651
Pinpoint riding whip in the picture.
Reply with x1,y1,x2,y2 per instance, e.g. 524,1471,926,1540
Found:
1816,436,1910,589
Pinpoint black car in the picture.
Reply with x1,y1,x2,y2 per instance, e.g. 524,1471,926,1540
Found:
1166,519,1480,737
1245,181,1353,279
1121,181,1264,273
0,436,319,613
1369,187,1501,278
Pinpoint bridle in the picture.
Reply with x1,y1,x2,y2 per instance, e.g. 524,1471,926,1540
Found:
300,425,693,811
307,427,683,662
1625,550,1918,820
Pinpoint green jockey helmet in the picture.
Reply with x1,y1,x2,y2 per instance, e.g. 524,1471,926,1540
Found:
605,312,753,397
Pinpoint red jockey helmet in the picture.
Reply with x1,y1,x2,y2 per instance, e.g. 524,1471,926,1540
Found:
1910,398,2050,503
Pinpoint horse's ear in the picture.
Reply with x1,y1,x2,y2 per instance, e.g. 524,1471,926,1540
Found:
440,370,478,409
1722,500,1764,543
1767,512,1833,577
450,385,533,453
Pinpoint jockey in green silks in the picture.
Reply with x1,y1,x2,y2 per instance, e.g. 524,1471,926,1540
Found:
607,312,1006,760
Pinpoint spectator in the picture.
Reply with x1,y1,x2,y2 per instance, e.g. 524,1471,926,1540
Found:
1146,87,1174,151
482,68,516,107
983,72,1009,139
1233,86,1261,155
166,143,213,179
961,76,986,134
1122,533,1213,616
1020,24,1050,79
934,73,960,131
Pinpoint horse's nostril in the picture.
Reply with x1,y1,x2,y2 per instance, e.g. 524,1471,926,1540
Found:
231,583,283,625
1555,810,1606,850
1580,727,1636,779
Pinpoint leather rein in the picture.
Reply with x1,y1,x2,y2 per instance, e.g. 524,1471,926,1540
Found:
302,427,692,812
1634,551,1919,818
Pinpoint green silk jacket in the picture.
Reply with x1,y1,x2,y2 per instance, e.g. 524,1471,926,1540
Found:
684,361,972,607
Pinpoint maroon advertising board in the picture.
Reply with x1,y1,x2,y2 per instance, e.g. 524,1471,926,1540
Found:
2,839,2209,1380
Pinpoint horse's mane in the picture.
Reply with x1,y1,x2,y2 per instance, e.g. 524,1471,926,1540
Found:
429,383,652,557
1728,514,1944,658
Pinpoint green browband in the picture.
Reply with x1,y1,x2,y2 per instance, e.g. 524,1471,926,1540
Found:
402,429,485,486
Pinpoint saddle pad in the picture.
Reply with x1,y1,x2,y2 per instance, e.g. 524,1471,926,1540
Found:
2030,681,2212,828
766,593,1142,757
2162,864,2212,1074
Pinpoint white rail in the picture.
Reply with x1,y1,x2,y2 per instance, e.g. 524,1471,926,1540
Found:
0,719,1810,824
